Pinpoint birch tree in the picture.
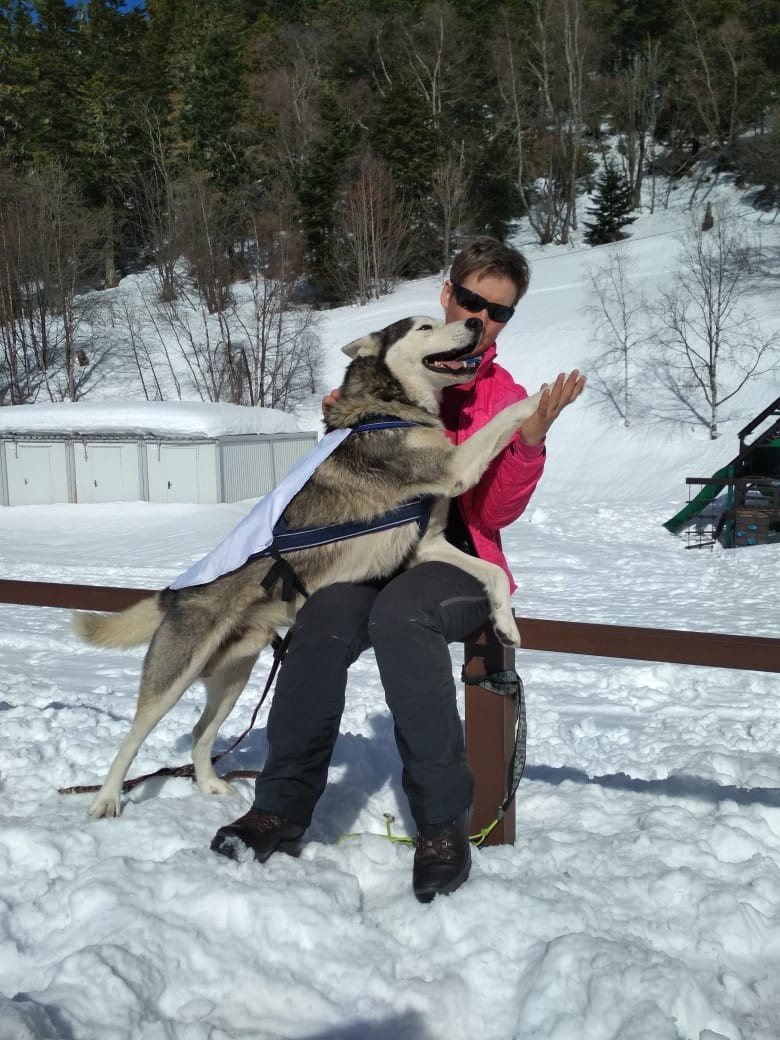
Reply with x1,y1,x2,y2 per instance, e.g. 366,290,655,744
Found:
585,245,645,427
651,211,778,438
495,0,597,245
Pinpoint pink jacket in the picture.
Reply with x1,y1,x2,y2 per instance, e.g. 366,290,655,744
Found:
439,344,545,592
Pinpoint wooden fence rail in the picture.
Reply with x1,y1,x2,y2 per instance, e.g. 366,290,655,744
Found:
2,579,778,847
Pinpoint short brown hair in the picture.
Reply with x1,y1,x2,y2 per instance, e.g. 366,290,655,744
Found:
449,237,530,305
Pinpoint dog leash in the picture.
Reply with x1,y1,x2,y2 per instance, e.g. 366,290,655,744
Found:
58,632,292,797
337,669,527,849
62,642,527,851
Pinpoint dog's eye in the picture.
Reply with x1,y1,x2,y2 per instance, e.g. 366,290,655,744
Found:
417,324,433,331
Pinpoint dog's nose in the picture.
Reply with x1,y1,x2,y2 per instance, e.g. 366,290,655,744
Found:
465,317,483,333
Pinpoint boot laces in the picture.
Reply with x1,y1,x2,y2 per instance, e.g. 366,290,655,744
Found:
243,810,284,832
416,832,456,863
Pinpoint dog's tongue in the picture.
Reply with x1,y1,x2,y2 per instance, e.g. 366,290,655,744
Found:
441,354,482,370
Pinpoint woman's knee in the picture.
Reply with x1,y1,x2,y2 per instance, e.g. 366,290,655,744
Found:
368,564,490,647
368,567,444,642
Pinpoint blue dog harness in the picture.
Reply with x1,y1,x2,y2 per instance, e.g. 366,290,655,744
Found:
170,419,433,597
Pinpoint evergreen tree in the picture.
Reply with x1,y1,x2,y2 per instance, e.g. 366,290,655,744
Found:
0,3,37,165
0,0,83,167
297,84,358,292
583,161,637,245
167,0,248,188
73,1,151,283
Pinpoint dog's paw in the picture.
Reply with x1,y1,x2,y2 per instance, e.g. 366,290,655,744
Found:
88,793,121,818
198,777,234,797
494,616,522,648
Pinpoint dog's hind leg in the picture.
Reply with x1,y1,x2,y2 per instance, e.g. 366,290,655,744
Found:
191,654,258,796
89,612,224,818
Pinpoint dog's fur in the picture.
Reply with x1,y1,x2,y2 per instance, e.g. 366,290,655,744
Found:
74,315,542,817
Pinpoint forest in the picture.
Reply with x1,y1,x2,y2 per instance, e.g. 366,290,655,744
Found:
0,0,778,407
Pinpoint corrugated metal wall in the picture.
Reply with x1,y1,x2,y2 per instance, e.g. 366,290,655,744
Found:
219,438,275,502
0,431,319,507
219,433,318,503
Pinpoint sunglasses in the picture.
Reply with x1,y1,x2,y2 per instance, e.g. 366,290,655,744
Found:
451,282,515,324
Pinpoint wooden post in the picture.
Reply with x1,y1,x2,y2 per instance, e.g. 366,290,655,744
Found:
463,625,517,846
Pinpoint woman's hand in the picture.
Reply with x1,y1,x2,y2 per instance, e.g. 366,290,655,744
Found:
520,370,586,447
322,387,341,417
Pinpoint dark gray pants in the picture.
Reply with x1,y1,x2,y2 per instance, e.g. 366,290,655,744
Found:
253,562,491,832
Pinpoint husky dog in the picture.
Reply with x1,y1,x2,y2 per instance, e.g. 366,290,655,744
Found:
74,315,543,818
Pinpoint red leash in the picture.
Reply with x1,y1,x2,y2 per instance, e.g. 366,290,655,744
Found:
59,632,291,796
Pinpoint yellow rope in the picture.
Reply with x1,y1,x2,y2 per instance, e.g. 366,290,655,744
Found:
336,813,501,848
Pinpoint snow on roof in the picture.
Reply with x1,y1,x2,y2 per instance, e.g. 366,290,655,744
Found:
0,400,310,438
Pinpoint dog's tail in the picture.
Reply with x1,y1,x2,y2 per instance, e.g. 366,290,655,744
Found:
72,595,165,649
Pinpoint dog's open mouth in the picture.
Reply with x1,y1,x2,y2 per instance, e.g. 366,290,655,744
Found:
423,349,484,375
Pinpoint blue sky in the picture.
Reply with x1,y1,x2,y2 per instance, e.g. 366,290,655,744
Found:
65,1,146,9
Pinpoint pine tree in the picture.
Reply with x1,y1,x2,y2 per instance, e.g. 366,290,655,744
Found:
168,0,247,188
0,0,83,167
583,161,637,246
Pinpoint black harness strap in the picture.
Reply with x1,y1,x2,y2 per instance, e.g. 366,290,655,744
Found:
257,418,433,602
260,547,311,602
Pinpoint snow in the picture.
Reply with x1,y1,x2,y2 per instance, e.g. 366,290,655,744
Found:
1,184,780,1040
0,400,303,439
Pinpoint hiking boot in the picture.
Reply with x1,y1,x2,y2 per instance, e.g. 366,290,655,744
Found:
210,808,306,863
412,809,472,903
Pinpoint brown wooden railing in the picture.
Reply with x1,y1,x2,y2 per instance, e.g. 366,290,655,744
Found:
2,579,778,846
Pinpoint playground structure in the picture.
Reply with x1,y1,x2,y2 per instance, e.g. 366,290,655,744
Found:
664,395,780,549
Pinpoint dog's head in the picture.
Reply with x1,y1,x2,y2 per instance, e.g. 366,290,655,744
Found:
342,316,485,401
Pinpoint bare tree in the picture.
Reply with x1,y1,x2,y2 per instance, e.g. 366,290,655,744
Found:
248,24,325,193
175,171,235,315
650,210,779,438
109,293,165,401
136,190,322,410
610,40,667,210
0,172,40,404
398,1,464,125
130,106,182,303
230,276,322,410
585,245,646,426
0,164,99,404
327,152,413,304
143,293,233,403
430,148,471,270
495,0,598,245
677,6,770,205
740,105,780,217
228,196,323,410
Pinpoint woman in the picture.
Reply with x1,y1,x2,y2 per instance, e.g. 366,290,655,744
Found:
211,237,585,902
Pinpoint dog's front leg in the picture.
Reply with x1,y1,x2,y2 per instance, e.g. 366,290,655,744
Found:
448,392,541,496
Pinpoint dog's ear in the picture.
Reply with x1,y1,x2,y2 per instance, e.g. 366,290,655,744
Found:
341,333,383,359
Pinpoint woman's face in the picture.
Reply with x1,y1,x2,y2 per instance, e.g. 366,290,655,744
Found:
440,272,518,348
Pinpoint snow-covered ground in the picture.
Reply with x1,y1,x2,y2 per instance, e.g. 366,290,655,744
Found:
1,183,779,1040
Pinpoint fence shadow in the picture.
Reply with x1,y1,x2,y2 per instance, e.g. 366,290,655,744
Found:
525,763,780,807
302,1011,432,1040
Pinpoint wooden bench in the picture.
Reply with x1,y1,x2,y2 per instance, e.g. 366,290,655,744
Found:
2,578,778,846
